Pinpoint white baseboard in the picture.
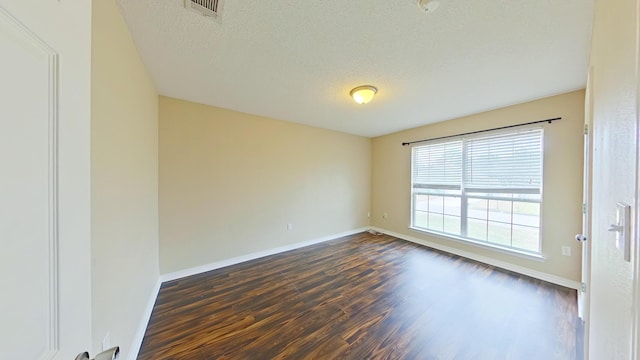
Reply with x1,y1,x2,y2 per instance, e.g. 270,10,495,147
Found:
371,226,581,290
160,227,368,282
127,278,161,360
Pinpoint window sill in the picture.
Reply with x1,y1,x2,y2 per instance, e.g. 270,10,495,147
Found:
408,226,547,262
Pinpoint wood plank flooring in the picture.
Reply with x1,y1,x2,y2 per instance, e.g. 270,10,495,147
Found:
138,232,581,360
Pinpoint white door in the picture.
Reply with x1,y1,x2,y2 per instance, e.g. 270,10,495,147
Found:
0,2,92,360
0,10,56,359
635,27,640,359
587,0,639,358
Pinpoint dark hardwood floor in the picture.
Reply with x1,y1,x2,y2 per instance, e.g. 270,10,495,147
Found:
138,232,582,360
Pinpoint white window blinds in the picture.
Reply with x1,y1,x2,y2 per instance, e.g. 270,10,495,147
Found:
411,140,462,190
463,129,542,194
410,126,544,254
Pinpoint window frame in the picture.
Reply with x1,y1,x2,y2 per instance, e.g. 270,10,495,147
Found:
409,127,544,256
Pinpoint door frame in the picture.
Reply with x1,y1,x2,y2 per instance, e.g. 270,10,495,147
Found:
580,66,595,358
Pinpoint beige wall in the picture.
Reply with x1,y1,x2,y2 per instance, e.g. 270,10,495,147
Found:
91,0,159,358
159,97,371,274
372,90,585,282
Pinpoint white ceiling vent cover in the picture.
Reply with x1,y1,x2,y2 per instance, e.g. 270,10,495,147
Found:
184,0,222,19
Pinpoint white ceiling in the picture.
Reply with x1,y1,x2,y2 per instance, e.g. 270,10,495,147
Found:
117,0,594,137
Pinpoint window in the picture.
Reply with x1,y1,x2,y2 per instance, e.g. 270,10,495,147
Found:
411,128,543,253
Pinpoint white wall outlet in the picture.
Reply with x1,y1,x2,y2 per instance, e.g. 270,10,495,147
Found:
561,246,571,256
383,212,388,220
102,332,110,351
287,223,292,231
367,211,371,218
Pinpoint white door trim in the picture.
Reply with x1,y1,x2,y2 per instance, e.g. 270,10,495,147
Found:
579,65,596,359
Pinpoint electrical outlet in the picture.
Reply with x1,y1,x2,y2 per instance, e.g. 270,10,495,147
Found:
561,246,571,256
383,212,388,220
102,332,110,351
287,223,293,231
367,211,371,218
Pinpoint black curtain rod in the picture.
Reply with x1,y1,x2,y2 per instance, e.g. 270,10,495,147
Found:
401,117,562,146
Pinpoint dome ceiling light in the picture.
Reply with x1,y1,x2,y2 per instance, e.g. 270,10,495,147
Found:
418,0,440,13
350,85,378,105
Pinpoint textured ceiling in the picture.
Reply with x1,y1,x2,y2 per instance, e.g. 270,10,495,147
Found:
117,0,594,137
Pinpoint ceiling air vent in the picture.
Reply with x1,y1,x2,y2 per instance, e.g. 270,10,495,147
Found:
184,0,222,19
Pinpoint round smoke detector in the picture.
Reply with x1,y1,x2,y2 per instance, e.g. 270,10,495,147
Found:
418,0,440,13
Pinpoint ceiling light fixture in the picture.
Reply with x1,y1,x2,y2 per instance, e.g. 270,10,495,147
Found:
418,0,440,13
350,85,378,105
